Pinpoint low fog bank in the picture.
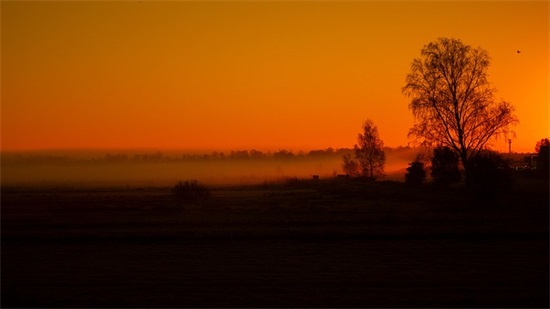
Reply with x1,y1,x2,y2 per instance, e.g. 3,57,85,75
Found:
1,148,420,187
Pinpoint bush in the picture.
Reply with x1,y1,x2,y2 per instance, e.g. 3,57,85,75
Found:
173,180,210,200
431,146,461,186
467,151,513,199
466,151,513,198
405,160,426,185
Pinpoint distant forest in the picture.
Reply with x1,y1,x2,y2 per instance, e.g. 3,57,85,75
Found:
1,147,531,166
3,148,355,164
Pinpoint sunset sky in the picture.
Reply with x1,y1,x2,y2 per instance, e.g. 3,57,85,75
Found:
2,1,548,153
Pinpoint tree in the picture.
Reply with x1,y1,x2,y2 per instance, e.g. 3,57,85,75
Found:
354,120,386,180
534,138,549,174
431,146,461,186
535,138,550,153
405,160,426,185
342,154,360,177
402,38,518,178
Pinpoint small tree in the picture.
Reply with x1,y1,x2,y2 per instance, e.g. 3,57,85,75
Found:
405,160,426,185
534,138,549,175
535,138,550,153
431,146,461,186
342,154,360,177
355,120,386,180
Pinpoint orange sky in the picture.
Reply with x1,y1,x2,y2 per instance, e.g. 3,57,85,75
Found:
2,1,548,153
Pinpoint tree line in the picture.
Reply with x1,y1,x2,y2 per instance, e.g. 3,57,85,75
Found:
2,148,355,165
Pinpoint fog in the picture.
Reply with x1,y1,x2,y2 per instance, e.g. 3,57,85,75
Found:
1,148,420,187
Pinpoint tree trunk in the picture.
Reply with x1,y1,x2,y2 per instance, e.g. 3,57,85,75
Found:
460,151,472,186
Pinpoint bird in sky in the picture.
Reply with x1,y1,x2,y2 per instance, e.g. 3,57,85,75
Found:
517,50,521,54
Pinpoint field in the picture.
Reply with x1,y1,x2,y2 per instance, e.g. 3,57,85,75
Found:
2,177,548,308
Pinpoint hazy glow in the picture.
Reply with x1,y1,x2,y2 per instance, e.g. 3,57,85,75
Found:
0,149,418,186
2,1,548,153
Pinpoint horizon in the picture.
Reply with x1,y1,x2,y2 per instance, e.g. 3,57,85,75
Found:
0,144,538,156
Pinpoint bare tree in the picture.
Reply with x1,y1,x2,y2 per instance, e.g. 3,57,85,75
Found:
342,154,360,177
402,38,518,176
354,120,386,180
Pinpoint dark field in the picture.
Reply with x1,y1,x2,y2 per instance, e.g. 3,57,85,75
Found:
2,178,548,308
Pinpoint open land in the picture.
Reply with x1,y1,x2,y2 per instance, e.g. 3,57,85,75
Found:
2,176,548,308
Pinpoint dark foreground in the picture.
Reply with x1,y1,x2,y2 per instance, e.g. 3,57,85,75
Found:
2,178,548,308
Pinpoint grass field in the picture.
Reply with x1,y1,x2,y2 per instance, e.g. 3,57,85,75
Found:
2,177,548,307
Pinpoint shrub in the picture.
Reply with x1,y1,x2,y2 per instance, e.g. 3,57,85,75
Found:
173,180,210,200
431,146,461,186
405,160,426,185
467,151,513,199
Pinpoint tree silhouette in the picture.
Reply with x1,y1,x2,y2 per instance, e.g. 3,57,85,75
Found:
353,120,386,180
535,138,549,153
431,146,461,186
402,38,518,179
405,160,426,185
534,138,549,174
342,154,360,177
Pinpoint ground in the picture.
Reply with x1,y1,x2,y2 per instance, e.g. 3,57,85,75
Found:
2,177,548,307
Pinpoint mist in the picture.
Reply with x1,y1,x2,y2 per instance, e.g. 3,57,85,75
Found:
1,148,420,187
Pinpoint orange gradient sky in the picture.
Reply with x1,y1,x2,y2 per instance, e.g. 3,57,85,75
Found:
2,1,548,153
